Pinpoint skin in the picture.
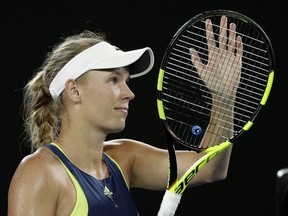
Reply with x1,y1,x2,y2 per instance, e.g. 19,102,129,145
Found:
8,16,243,216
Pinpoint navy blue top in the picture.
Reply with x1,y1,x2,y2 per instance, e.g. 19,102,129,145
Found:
46,144,139,216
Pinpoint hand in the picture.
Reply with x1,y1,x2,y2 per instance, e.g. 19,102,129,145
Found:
190,16,243,105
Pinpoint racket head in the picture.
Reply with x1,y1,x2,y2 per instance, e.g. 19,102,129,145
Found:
157,9,275,152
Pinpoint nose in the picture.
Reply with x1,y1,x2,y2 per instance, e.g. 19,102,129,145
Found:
123,83,135,101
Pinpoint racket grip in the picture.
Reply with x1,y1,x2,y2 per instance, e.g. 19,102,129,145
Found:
157,190,182,216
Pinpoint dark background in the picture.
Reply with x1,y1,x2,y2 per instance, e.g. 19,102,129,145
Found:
1,0,287,215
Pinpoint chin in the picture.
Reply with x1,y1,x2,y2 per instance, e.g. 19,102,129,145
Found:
110,123,126,133
105,118,126,134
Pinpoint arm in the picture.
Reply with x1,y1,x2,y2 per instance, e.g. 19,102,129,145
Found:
105,17,243,190
187,15,243,181
191,16,243,145
105,139,229,190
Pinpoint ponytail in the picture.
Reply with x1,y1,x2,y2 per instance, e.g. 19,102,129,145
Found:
23,71,59,152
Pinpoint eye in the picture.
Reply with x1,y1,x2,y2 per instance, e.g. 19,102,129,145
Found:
109,77,119,84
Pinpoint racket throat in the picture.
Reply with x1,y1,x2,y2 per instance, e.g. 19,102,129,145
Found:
167,142,178,187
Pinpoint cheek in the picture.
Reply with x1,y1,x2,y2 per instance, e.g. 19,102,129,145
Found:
81,82,120,111
99,87,119,101
87,87,118,111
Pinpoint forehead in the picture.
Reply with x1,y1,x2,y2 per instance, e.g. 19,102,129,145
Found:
108,67,129,74
98,67,130,77
83,67,130,79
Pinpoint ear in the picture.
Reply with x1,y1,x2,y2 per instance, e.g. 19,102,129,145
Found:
65,79,81,103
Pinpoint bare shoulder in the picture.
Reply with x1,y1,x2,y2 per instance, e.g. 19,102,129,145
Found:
104,139,168,189
9,147,66,195
8,147,75,215
12,147,63,181
104,138,162,154
103,139,168,188
103,139,147,172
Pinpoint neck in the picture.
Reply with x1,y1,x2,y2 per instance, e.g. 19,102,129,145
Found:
55,111,111,178
55,132,108,179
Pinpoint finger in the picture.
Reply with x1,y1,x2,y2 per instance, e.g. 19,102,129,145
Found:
219,16,228,51
205,19,216,51
235,35,243,62
190,48,203,72
227,23,236,53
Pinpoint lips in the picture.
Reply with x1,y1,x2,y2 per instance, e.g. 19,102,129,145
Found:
114,107,129,115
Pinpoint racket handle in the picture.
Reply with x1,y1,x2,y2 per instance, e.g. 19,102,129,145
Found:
157,190,182,216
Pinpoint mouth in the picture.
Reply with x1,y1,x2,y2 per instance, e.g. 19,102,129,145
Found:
114,107,129,115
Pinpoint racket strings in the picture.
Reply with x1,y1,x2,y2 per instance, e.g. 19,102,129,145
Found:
163,56,259,118
162,67,260,133
175,39,269,79
193,22,269,56
162,79,251,123
186,27,270,67
162,80,235,148
164,101,235,133
162,92,236,125
162,77,248,134
164,67,262,112
168,49,268,91
161,15,272,150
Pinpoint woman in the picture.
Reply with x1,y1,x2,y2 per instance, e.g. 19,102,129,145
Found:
8,16,242,215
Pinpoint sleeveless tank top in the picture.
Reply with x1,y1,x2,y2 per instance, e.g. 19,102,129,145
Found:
46,143,139,216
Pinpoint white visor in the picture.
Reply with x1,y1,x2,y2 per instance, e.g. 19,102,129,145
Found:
49,41,154,99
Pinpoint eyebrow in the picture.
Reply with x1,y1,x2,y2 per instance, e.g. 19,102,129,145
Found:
108,68,130,79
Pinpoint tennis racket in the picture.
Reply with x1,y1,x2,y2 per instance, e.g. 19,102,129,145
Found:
157,10,274,216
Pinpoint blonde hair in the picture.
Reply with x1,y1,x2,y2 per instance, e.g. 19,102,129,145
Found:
23,30,106,152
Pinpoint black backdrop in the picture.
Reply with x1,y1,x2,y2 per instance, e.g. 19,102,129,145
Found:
1,0,287,215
